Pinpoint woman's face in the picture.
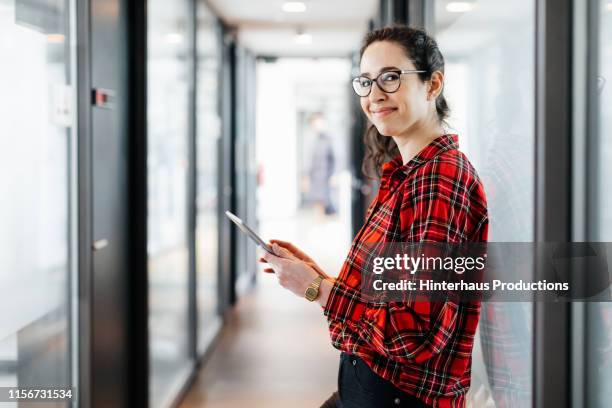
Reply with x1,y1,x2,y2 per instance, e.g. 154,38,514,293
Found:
359,41,433,137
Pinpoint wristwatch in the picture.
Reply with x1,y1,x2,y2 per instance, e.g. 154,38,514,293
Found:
305,275,324,302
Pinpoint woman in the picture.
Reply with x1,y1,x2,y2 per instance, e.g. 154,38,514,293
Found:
260,26,489,408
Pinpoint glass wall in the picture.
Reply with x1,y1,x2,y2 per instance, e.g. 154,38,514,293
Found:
195,0,222,352
235,46,258,293
147,0,192,406
592,3,612,236
434,0,535,406
0,0,77,404
587,1,612,406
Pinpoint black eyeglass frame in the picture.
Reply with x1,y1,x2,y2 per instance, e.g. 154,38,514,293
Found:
352,69,427,97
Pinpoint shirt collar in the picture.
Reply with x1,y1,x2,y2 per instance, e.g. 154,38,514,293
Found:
380,134,460,188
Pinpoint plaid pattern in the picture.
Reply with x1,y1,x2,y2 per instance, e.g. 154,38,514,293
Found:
323,134,489,408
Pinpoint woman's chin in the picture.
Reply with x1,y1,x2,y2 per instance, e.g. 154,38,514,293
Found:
374,125,397,137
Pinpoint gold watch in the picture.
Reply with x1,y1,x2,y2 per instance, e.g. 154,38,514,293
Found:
305,275,324,302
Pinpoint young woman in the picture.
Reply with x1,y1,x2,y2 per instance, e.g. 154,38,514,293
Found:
260,26,489,408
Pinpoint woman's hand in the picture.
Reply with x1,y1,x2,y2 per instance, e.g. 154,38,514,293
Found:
259,239,331,279
260,243,323,298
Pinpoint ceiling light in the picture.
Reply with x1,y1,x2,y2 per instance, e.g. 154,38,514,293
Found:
446,2,474,12
607,1,612,11
282,2,306,13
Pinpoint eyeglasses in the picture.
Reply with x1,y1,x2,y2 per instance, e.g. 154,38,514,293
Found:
352,69,426,97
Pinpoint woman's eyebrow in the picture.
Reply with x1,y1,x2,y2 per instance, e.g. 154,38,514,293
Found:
360,66,400,77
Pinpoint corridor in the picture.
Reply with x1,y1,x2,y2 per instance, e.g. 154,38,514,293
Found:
180,211,347,408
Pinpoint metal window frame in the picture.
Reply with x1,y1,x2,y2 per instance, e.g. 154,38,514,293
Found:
408,0,433,30
126,0,149,406
187,0,198,365
533,1,573,407
571,0,601,407
68,0,79,402
220,25,238,307
583,0,602,404
570,0,589,406
76,0,92,405
376,0,414,27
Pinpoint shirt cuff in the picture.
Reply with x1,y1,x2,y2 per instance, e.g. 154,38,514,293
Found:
323,279,367,324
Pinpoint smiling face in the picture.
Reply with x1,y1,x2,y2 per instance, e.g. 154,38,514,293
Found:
359,41,434,137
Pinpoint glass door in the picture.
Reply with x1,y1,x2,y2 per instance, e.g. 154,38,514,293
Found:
0,0,78,404
433,1,536,406
147,0,192,406
585,1,612,406
195,0,222,354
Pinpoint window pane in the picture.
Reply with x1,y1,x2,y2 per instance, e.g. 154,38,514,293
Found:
148,0,191,406
0,0,76,404
594,0,612,239
587,2,612,407
234,48,258,291
435,0,535,406
196,1,221,350
196,2,221,352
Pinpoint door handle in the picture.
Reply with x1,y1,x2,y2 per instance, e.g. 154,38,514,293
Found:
92,239,109,251
92,88,116,109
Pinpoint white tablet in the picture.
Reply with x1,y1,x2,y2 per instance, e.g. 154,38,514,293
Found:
225,211,274,255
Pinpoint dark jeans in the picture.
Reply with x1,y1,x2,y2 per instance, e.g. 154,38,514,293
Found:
321,353,430,408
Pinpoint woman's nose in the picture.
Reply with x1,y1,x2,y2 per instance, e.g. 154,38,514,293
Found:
369,82,387,102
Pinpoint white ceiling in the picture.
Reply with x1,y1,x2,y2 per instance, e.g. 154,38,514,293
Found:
206,0,379,57
434,0,534,58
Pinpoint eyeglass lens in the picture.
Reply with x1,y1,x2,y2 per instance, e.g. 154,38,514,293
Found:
352,71,402,96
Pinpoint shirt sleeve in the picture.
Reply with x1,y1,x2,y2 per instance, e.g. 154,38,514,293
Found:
323,159,488,365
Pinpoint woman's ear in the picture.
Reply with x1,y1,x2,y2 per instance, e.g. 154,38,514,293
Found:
428,70,444,100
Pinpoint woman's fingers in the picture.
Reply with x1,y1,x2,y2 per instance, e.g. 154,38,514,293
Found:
262,248,290,268
271,243,298,260
269,240,301,257
261,243,331,281
269,239,293,247
269,239,311,261
267,240,329,277
259,254,279,273
258,256,275,273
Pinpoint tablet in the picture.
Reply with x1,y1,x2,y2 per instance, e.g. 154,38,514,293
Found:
225,211,274,255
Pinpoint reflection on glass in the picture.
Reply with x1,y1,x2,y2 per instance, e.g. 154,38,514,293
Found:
148,0,191,406
0,0,75,405
195,1,221,350
588,2,612,407
435,1,535,406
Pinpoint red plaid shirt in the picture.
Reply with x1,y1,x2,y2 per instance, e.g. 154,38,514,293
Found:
323,134,489,408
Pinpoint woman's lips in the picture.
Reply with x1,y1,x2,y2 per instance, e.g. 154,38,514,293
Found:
372,108,397,118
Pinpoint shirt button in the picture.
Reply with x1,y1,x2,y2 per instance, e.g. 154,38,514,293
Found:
352,360,357,366
394,397,401,405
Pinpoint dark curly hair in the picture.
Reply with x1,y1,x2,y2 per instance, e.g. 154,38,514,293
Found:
360,26,450,179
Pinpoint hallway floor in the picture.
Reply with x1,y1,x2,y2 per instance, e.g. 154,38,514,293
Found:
179,210,347,408
178,278,340,408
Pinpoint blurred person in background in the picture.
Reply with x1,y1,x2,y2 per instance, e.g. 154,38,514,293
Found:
261,26,488,408
302,112,337,216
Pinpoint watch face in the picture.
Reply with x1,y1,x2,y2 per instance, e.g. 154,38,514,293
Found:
305,287,317,300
